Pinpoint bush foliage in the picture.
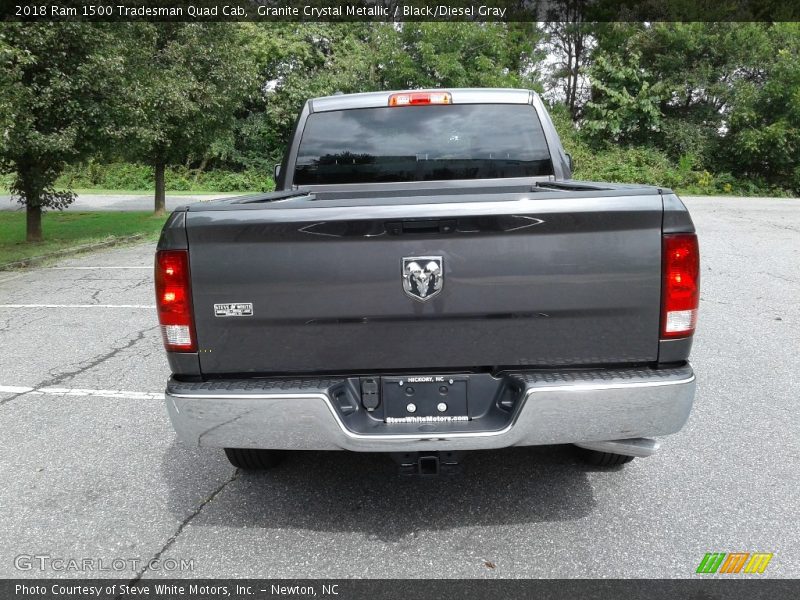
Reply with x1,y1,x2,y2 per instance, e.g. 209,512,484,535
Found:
551,105,792,196
55,162,275,193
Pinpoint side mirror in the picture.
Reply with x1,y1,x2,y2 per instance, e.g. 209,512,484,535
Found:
273,164,282,181
565,153,574,174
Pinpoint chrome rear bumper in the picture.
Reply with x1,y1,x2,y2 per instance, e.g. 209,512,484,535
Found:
165,365,695,453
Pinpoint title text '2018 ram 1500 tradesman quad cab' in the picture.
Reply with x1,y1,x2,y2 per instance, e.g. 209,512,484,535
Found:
156,89,699,474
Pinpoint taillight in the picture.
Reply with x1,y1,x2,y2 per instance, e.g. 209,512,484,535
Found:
661,233,700,339
155,250,197,352
389,91,452,106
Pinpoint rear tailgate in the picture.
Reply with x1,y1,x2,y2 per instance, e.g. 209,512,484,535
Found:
185,190,663,375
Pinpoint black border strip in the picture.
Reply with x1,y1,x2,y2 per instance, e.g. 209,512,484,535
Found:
3,0,800,22
2,579,798,600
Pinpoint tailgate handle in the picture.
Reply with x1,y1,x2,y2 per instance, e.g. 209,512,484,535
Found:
387,220,456,235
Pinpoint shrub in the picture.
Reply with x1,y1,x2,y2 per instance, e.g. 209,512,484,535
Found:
53,162,274,193
13,151,789,199
549,103,792,196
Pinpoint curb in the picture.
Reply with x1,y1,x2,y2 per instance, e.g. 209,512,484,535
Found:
0,234,147,271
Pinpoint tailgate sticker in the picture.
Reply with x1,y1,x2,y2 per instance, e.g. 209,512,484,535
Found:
214,303,253,317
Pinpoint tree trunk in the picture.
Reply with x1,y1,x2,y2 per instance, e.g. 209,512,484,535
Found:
154,159,166,216
193,157,209,184
26,203,43,243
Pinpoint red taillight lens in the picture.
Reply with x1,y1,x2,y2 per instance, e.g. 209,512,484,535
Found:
155,250,196,352
661,233,700,339
389,91,452,106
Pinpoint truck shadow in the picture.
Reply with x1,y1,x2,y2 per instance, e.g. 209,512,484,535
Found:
163,443,599,543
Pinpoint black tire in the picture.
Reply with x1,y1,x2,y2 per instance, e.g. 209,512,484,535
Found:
579,448,635,467
224,448,285,470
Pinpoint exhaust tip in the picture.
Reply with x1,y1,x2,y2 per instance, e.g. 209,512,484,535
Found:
575,438,661,458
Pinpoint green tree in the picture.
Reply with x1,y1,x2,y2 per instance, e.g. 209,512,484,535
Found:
379,22,542,90
540,2,595,119
722,23,800,191
0,33,20,136
120,23,257,214
598,23,769,165
0,24,128,241
198,23,378,174
225,22,546,172
582,50,664,145
266,23,379,156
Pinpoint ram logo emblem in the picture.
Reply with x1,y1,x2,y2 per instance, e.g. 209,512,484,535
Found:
402,257,443,301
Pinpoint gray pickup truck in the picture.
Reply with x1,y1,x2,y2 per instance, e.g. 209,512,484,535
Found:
156,88,699,474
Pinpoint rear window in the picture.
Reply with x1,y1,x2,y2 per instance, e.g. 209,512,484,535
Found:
293,104,554,185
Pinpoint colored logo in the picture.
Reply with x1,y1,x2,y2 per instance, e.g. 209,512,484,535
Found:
696,552,773,574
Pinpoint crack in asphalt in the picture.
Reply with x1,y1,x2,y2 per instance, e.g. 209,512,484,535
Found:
127,469,241,585
123,277,153,292
42,326,157,387
0,325,158,407
761,271,799,285
0,312,50,334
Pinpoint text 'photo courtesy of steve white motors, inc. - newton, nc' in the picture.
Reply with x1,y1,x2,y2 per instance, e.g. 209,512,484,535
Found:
12,3,510,19
14,583,336,597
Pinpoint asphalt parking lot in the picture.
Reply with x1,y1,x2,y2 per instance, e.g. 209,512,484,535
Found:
0,195,797,579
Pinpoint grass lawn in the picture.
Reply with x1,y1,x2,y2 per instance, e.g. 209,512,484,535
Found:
0,211,167,266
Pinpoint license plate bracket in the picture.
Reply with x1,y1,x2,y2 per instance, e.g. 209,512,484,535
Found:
381,375,468,420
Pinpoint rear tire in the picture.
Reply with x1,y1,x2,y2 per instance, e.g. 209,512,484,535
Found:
224,448,285,470
579,448,635,467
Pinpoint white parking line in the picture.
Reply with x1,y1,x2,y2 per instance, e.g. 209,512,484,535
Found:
0,304,155,309
0,385,34,394
0,384,163,400
38,387,164,400
47,266,151,270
